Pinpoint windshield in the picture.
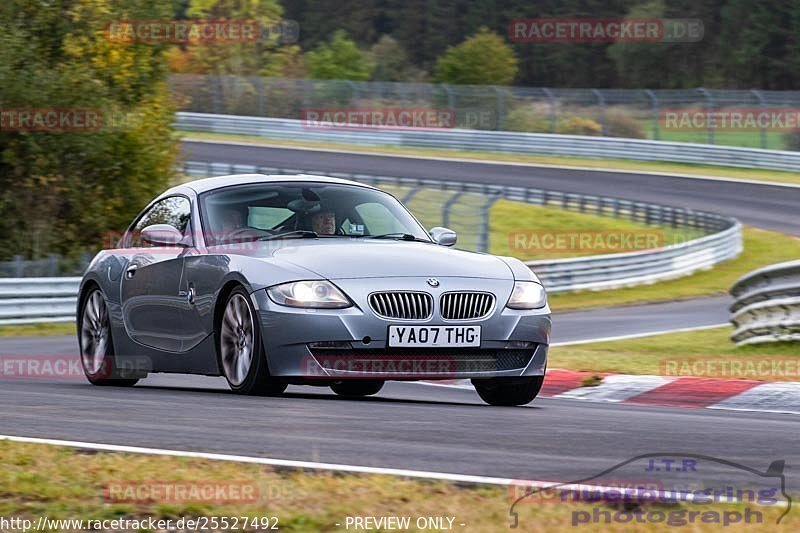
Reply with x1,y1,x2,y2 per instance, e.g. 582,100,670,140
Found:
199,182,430,245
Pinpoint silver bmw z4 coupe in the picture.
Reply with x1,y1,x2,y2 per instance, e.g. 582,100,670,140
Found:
77,173,551,406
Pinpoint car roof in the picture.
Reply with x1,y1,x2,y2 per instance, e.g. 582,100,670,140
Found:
163,173,379,197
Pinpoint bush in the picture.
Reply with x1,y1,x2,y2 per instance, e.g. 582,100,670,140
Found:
556,116,603,136
505,106,553,133
603,108,646,138
783,130,800,151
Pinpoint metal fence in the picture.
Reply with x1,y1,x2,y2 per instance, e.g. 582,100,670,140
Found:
170,75,800,150
177,113,800,171
0,254,91,278
730,261,800,345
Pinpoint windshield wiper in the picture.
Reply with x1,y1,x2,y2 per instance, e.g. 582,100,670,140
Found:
364,233,432,243
259,230,318,241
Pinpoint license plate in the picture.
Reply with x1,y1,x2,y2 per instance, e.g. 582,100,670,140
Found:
388,325,481,348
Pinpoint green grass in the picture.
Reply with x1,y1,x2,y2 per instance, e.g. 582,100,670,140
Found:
0,322,75,337
549,227,800,311
0,440,794,532
652,129,787,150
552,326,800,380
488,199,701,261
182,131,800,186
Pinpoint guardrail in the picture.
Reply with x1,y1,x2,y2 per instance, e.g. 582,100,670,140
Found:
177,112,800,172
0,278,81,326
729,261,800,345
0,164,742,325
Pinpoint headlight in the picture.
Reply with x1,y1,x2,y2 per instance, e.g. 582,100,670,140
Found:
506,281,547,309
267,281,351,309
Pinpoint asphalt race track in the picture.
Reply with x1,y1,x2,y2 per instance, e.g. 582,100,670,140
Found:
1,143,797,494
0,297,794,488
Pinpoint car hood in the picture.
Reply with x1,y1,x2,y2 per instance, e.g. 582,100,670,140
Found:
270,240,513,280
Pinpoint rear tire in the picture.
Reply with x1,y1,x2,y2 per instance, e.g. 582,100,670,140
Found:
79,288,139,387
330,380,384,397
472,376,544,406
219,286,286,396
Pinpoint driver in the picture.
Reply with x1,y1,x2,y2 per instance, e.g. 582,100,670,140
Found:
219,208,244,231
311,210,337,235
216,207,247,244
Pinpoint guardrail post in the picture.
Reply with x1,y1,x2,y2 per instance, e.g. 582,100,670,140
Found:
751,89,767,149
442,190,465,228
592,89,607,136
493,86,505,131
697,88,714,145
542,88,557,133
348,81,359,107
47,254,58,277
212,76,223,114
12,255,23,277
255,77,265,116
478,193,502,253
644,89,660,141
401,184,423,204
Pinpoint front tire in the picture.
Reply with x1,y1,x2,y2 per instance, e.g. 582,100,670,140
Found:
219,287,286,396
79,288,139,387
330,380,384,397
472,376,544,406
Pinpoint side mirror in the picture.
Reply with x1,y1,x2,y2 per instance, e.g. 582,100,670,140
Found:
429,227,457,247
141,224,186,247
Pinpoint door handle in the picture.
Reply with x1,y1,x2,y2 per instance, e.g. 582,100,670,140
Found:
125,264,138,279
179,285,196,304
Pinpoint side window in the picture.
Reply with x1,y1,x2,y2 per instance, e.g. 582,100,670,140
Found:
127,196,192,248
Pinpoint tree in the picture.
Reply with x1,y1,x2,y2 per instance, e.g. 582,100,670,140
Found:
306,30,374,80
168,0,289,76
369,35,414,82
433,27,518,85
0,0,180,261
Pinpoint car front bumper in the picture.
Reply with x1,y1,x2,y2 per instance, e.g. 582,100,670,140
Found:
251,277,551,380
